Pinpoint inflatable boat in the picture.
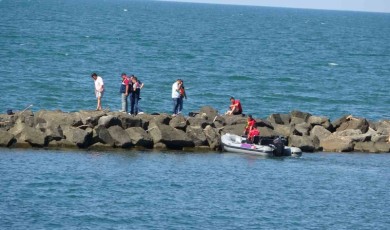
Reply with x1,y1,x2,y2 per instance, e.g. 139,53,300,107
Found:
221,133,302,157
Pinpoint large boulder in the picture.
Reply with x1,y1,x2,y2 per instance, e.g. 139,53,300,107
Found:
94,126,115,146
0,130,15,147
213,115,226,129
115,113,143,129
187,117,212,129
336,116,369,133
354,142,390,153
273,124,291,137
321,136,354,152
76,110,107,127
308,116,332,130
223,115,247,126
289,135,319,152
310,125,331,141
199,106,219,121
267,113,290,125
290,110,312,124
186,126,208,147
107,126,132,148
125,127,153,148
35,110,82,127
98,115,122,128
169,115,188,131
62,127,93,148
9,122,47,147
148,122,194,149
222,124,245,136
204,125,220,150
292,122,311,136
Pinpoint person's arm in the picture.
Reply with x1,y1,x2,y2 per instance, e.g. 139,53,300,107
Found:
125,84,129,95
139,81,144,89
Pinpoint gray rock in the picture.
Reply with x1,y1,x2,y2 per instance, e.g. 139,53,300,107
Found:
35,110,82,127
223,115,247,126
76,110,107,127
267,113,290,125
169,115,188,131
199,106,219,121
310,125,331,141
258,126,279,137
290,110,312,122
115,113,143,129
107,126,133,148
204,125,220,150
213,115,226,129
0,130,15,147
9,122,47,147
273,124,291,137
371,134,389,143
63,127,93,148
186,126,208,146
187,117,212,129
98,115,122,128
222,124,245,136
289,135,318,152
321,136,354,152
148,122,194,149
336,117,369,133
94,126,115,146
308,116,332,130
292,122,311,136
353,142,389,153
125,127,153,148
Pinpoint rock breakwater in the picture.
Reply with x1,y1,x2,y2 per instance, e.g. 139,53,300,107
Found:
0,107,389,153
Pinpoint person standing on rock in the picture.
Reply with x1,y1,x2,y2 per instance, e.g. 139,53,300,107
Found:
91,73,104,111
243,114,256,135
172,79,182,116
119,73,130,113
130,76,141,115
178,79,187,114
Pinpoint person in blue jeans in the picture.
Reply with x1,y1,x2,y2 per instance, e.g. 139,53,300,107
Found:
130,76,141,115
172,79,182,116
178,79,187,114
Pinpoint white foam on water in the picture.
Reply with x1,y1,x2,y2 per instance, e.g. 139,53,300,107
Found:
124,9,128,12
328,62,338,66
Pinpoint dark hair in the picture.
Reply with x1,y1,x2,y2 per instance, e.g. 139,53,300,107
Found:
91,73,97,77
230,97,235,100
121,73,126,76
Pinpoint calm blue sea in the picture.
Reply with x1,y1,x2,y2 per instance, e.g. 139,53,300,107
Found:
0,0,389,120
0,149,389,229
1,1,390,229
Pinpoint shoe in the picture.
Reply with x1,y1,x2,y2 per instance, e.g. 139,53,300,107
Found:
138,112,144,115
172,114,177,117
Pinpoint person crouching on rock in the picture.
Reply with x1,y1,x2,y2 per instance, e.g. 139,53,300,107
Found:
243,114,256,135
226,97,242,115
247,124,260,144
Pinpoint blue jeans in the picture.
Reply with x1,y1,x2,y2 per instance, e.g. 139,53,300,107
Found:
121,93,128,112
172,97,181,115
178,97,184,114
130,94,139,115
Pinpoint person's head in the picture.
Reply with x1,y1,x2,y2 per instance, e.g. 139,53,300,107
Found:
132,76,138,82
248,114,253,120
121,73,127,78
91,73,97,80
230,97,235,103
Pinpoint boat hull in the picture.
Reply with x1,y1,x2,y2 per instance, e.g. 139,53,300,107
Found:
221,133,302,157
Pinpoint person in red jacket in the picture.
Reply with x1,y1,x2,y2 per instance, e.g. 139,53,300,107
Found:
243,114,256,135
247,124,260,143
226,97,242,115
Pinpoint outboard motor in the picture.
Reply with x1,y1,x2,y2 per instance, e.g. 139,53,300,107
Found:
273,137,285,156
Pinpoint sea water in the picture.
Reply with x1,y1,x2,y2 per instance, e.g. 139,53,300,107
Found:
0,0,389,120
0,149,389,229
0,0,390,229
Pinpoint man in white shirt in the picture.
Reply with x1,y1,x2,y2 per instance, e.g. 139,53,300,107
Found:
172,79,182,116
91,73,104,111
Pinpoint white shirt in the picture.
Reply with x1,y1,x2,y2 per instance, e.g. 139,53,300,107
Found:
95,76,104,92
172,81,180,98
